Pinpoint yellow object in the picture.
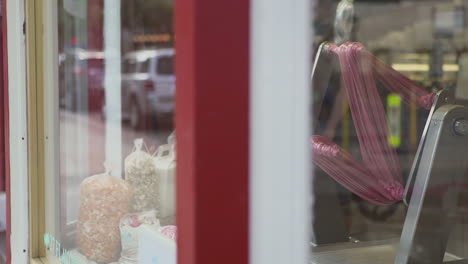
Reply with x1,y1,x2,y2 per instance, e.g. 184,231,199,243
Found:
387,94,402,148
26,0,46,258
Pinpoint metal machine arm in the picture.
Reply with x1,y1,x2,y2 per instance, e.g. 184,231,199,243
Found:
397,104,468,264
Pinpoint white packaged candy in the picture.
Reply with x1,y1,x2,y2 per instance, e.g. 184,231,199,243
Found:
154,143,176,226
138,225,177,264
160,225,177,241
125,139,160,213
118,210,160,264
78,169,132,263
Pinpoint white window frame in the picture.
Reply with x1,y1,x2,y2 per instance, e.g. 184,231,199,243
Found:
250,0,312,263
7,0,30,262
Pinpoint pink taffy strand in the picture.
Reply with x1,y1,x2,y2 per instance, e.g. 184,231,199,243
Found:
312,43,435,205
312,136,404,205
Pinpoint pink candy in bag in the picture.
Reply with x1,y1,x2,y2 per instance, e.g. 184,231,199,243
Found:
119,210,161,264
160,225,177,241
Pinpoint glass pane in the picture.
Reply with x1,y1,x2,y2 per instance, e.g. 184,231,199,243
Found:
311,0,468,263
46,0,176,263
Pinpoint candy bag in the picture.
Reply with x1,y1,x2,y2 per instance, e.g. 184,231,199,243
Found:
78,166,132,263
119,210,160,264
125,138,160,212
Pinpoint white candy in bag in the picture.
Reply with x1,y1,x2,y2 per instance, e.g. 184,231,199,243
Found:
160,225,177,241
154,143,176,225
118,210,160,264
78,167,132,263
125,139,160,212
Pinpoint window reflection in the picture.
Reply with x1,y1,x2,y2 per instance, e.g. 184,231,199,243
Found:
50,0,176,263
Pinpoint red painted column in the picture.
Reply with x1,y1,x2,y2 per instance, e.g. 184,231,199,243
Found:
87,0,103,51
175,0,250,263
87,0,104,112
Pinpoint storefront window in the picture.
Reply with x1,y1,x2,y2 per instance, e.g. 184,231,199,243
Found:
37,0,468,263
46,1,176,263
311,0,468,263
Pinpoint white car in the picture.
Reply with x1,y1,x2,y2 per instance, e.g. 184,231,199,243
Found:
120,48,175,129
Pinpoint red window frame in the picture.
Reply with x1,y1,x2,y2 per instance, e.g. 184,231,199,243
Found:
175,0,250,263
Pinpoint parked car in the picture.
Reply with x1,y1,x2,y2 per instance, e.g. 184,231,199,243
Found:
108,48,175,129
